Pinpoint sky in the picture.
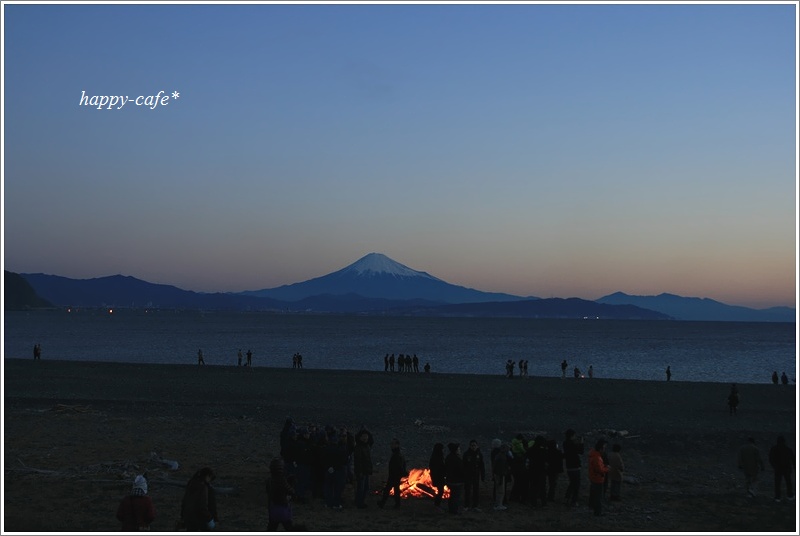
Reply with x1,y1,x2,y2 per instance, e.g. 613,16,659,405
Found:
2,1,797,309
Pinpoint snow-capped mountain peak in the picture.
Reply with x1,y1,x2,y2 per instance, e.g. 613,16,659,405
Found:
338,253,440,280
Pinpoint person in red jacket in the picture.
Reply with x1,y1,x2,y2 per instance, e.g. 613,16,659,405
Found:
116,474,156,531
588,439,609,516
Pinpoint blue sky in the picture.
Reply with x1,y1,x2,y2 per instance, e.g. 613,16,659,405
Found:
2,2,797,308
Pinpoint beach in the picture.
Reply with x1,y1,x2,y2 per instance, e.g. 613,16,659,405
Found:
3,358,797,533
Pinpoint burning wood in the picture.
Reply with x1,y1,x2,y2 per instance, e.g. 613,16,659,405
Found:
386,468,450,499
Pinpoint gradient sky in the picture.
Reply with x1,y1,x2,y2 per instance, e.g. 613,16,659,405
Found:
2,2,797,309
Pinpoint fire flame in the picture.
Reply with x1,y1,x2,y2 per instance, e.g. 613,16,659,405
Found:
383,468,450,499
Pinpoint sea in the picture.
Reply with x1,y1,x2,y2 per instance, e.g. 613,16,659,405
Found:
2,309,797,385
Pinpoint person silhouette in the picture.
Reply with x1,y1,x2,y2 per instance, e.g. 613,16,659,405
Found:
666,366,672,381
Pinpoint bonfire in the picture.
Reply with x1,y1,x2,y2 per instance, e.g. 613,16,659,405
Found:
380,468,450,499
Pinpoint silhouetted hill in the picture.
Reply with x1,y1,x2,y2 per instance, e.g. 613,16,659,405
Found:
597,292,795,322
19,273,285,311
400,297,672,320
4,271,53,310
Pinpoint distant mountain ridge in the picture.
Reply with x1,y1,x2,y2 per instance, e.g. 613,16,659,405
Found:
597,292,795,323
11,253,795,322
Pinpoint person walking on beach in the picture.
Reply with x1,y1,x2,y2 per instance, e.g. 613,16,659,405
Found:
737,437,765,497
462,439,486,511
771,371,779,384
588,439,609,516
728,384,739,415
429,442,447,509
444,443,465,514
607,443,624,501
768,435,795,502
181,467,218,531
666,366,672,381
116,474,156,531
563,429,584,507
353,429,373,509
266,457,295,531
197,349,205,366
561,359,568,379
377,438,407,509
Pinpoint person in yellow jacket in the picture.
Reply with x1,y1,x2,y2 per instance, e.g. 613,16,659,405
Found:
588,439,609,516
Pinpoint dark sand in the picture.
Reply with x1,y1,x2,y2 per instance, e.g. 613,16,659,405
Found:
3,358,798,533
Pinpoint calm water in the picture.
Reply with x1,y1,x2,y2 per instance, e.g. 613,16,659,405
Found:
2,310,796,384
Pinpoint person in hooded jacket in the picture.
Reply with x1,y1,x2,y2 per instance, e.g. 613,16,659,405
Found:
116,474,156,531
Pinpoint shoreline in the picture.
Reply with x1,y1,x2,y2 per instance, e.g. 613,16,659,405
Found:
3,357,797,532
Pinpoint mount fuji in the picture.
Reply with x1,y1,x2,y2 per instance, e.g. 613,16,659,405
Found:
240,253,529,304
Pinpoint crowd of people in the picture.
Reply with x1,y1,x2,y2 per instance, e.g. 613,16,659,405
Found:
114,422,795,531
382,353,430,373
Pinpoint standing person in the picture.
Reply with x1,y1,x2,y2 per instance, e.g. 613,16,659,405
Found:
246,349,253,367
384,354,389,372
353,428,373,509
237,349,243,367
588,365,594,379
389,354,395,372
492,443,511,511
181,467,218,531
607,443,625,501
771,371,779,384
588,439,609,516
526,436,549,508
33,343,42,360
267,458,294,531
197,348,205,365
377,438,407,508
768,436,795,502
413,354,420,372
737,437,765,497
444,443,465,514
546,439,564,502
116,474,156,531
728,384,739,415
462,439,486,512
266,458,295,531
429,443,447,509
573,366,581,379
509,434,528,504
666,366,672,381
561,359,568,379
424,363,431,373
781,372,789,385
563,429,584,507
